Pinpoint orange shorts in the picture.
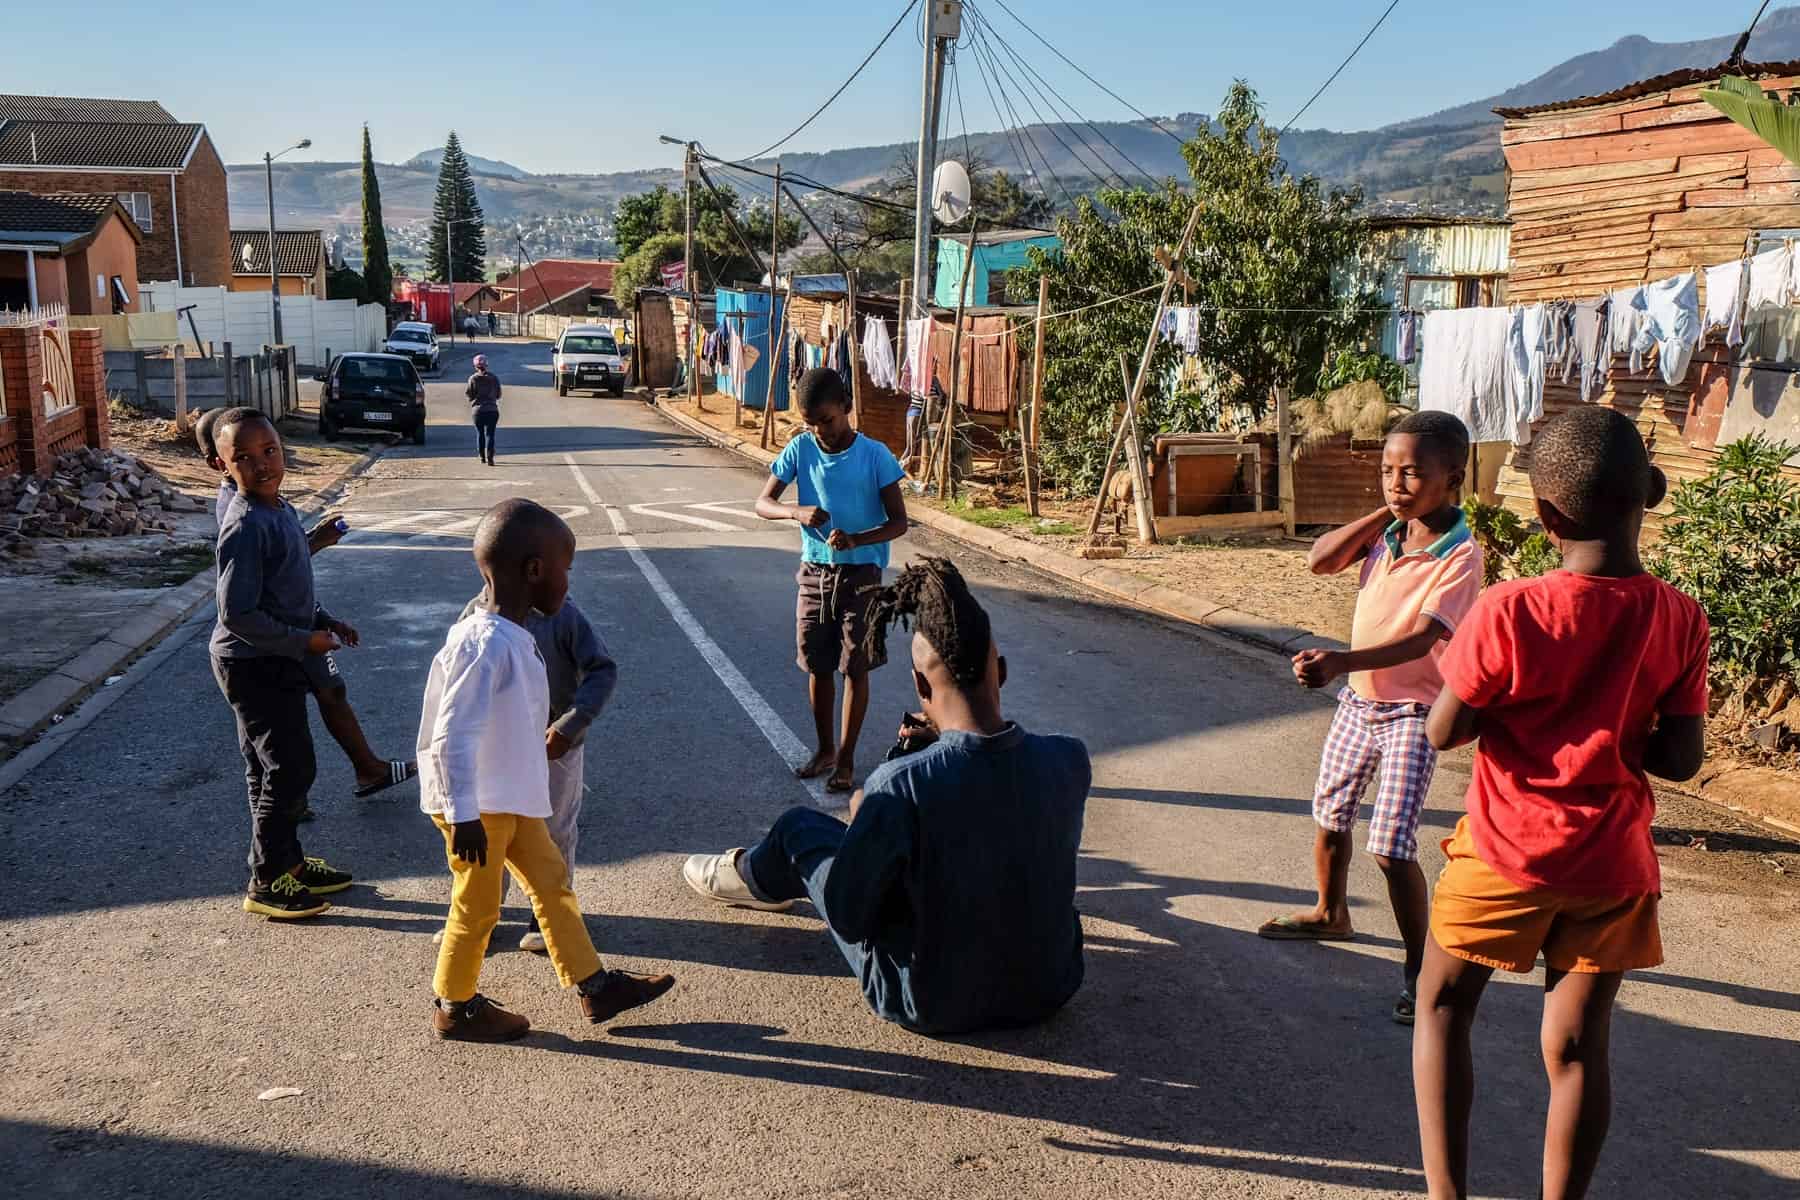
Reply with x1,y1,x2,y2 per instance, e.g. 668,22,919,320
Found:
1430,817,1662,975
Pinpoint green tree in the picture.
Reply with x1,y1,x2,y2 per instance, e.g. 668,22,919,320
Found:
1012,81,1381,492
608,178,802,304
427,132,486,283
612,231,687,305
326,264,368,303
614,186,671,258
359,124,393,307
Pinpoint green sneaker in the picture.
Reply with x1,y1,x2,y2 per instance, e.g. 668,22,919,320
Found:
244,874,329,920
294,857,353,895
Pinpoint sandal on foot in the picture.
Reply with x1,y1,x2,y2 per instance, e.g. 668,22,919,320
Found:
825,768,856,794
1392,987,1416,1026
355,760,418,799
1256,915,1354,941
794,754,835,781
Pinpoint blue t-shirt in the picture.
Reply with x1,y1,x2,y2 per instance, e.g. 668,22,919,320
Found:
771,432,905,567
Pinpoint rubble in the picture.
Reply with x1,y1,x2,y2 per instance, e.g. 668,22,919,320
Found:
0,448,204,554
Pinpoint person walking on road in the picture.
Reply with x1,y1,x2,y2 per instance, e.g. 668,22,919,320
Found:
467,354,502,466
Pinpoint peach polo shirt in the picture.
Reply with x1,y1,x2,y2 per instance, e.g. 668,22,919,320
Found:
1348,514,1483,706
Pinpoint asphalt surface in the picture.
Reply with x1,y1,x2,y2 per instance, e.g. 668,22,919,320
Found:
2,338,1796,1199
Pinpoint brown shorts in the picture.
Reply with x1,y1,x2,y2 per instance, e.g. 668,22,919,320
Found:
1431,817,1662,975
795,563,885,677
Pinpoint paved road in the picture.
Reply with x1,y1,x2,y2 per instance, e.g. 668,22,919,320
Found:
2,339,1796,1198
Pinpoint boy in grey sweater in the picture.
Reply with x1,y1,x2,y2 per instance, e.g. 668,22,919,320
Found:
458,588,617,951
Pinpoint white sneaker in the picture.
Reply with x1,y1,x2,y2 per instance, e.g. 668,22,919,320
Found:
682,849,795,911
518,930,547,953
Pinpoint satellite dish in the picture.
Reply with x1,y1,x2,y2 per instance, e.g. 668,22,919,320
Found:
932,160,971,225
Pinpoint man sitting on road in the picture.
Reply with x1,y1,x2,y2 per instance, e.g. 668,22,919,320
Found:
682,557,1090,1036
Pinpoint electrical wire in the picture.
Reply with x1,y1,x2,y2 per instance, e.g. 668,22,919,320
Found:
964,17,1081,211
962,19,1059,213
966,2,1156,183
980,0,1186,145
739,0,921,161
964,10,1128,192
1279,0,1402,134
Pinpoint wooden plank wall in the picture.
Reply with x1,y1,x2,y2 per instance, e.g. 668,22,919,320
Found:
1498,75,1800,530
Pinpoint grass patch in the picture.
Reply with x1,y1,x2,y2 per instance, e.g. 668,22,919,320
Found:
57,542,214,589
946,499,1077,536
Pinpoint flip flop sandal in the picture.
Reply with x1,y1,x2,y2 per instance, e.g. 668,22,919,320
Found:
824,770,857,794
1256,915,1355,941
355,760,417,799
1392,988,1416,1026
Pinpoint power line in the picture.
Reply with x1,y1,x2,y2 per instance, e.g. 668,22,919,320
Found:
962,21,1058,212
1280,0,1402,134
964,20,1078,213
965,11,1126,191
980,0,1186,146
739,0,920,161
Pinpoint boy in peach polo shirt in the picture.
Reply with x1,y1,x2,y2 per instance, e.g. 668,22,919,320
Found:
1258,411,1482,1026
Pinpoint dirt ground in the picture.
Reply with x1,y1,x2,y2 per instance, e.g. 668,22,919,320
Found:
0,405,383,712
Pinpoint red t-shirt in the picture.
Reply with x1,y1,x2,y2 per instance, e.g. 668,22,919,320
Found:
1439,570,1710,895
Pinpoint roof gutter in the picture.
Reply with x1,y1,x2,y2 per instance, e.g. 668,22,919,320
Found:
0,163,180,174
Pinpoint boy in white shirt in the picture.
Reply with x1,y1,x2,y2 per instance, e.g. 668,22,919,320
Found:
418,498,673,1042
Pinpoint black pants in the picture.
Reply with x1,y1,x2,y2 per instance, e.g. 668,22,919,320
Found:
212,655,315,888
473,409,499,460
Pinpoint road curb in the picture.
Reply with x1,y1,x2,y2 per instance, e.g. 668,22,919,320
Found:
0,437,390,761
648,397,1348,660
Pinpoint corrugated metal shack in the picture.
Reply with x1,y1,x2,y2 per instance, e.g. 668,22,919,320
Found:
783,275,910,457
1494,58,1800,529
1352,216,1511,364
714,287,788,410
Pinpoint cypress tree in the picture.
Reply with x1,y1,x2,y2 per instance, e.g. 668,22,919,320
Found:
360,124,394,307
427,131,486,283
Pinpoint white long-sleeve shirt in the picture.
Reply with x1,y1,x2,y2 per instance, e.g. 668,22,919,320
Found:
417,612,551,825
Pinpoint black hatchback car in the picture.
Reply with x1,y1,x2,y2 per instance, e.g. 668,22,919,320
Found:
318,353,427,444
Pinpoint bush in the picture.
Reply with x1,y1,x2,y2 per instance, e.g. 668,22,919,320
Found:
1651,434,1800,686
1462,497,1560,585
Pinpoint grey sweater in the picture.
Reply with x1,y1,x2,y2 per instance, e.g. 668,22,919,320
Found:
212,493,334,660
459,593,617,744
466,370,501,410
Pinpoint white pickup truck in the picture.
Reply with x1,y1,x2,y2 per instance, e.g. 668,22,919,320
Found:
552,324,627,397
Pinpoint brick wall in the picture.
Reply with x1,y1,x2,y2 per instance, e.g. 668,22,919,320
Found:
69,326,109,450
0,168,177,281
0,326,50,474
0,324,109,478
176,136,230,286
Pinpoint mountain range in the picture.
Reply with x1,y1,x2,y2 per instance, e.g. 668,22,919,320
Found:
228,9,1800,236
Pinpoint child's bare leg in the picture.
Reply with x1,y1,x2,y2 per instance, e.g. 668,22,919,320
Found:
796,672,836,778
832,669,871,785
314,687,387,786
1414,936,1493,1199
1374,853,1431,987
1540,968,1622,1200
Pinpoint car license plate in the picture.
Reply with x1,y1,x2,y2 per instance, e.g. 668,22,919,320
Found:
363,411,392,422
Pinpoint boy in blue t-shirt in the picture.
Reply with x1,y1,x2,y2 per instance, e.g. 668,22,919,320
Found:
756,368,908,793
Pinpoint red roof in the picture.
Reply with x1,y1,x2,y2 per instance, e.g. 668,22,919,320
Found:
491,258,617,313
453,282,498,304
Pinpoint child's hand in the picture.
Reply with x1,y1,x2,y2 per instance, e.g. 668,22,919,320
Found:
826,529,857,551
330,620,361,648
308,512,346,552
545,728,573,761
795,505,831,528
306,629,342,656
451,819,488,867
1292,648,1345,689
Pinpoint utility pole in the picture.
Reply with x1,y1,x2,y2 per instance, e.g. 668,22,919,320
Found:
909,0,960,319
684,143,697,399
263,138,311,347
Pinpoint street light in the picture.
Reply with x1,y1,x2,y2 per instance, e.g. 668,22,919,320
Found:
443,214,479,349
263,138,311,347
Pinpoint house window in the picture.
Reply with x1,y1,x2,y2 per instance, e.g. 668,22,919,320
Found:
115,191,153,232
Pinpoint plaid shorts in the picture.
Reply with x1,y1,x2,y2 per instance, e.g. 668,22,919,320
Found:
1311,688,1437,862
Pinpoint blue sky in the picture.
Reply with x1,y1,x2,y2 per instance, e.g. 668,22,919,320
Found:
4,1,1774,173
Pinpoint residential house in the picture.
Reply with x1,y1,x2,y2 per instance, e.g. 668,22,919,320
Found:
229,229,326,297
933,229,1059,307
0,94,230,287
492,258,620,319
454,282,501,316
1353,215,1511,360
0,192,141,313
1494,57,1800,528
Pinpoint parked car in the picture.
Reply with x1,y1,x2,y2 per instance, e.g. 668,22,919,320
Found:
384,321,440,373
318,353,427,444
553,324,627,396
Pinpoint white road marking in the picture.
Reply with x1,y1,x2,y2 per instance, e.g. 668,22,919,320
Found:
565,454,826,806
625,503,741,533
688,500,764,521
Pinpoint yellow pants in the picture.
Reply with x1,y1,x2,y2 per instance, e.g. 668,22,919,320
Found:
432,813,602,1002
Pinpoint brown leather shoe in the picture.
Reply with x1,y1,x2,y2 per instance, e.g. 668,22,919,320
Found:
577,969,676,1024
433,994,531,1043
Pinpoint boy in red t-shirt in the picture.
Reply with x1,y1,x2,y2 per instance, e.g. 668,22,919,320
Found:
1415,407,1710,1200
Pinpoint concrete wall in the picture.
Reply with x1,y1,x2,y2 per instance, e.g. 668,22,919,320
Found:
64,215,141,315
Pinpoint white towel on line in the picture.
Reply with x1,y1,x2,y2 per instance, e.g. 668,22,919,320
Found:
1703,259,1746,348
1418,307,1515,444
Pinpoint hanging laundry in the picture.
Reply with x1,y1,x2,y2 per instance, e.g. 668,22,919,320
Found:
791,332,805,384
862,315,897,390
1506,304,1549,445
1157,308,1180,343
1637,272,1701,387
1607,287,1647,373
905,317,935,397
834,327,854,394
1566,299,1606,404
1418,307,1515,444
1747,245,1791,309
1703,259,1746,348
1174,307,1201,355
1395,309,1419,364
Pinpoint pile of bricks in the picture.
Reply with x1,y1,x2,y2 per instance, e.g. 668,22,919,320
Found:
0,448,203,552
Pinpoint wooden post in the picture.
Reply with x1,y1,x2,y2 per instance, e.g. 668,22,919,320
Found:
938,219,980,498
1087,201,1204,538
1026,274,1047,516
732,314,743,431
846,269,864,430
171,344,187,428
1277,383,1295,536
1117,351,1156,544
762,289,790,450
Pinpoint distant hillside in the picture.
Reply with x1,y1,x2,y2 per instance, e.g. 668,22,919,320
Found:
406,146,530,179
233,9,1800,233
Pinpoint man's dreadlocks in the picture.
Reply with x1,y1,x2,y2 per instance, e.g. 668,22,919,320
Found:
863,557,992,688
